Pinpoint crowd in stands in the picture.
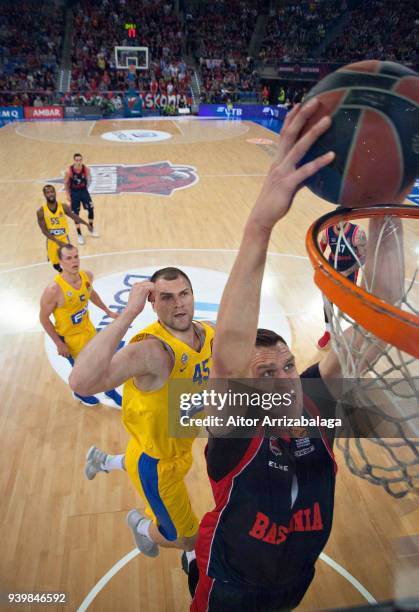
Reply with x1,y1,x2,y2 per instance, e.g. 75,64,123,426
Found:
260,82,308,106
324,0,417,63
260,0,343,63
185,0,260,102
0,0,64,106
0,90,56,107
0,0,417,110
199,56,257,103
70,0,192,99
260,0,417,65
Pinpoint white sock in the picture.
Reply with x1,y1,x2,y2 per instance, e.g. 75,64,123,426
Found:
136,518,153,540
325,324,331,332
103,454,125,471
185,550,196,564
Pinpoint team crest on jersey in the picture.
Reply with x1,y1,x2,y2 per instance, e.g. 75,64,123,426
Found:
181,353,189,364
67,291,73,297
46,162,199,197
291,426,309,439
294,435,315,457
269,437,282,457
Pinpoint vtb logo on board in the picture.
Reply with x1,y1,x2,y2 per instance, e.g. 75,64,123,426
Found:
47,162,199,196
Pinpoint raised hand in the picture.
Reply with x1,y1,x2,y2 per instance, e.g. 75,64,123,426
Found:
249,99,335,232
126,281,155,317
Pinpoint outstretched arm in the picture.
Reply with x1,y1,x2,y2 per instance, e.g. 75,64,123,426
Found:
211,100,334,379
85,271,118,319
90,288,118,319
353,227,367,264
69,281,162,394
319,217,404,382
63,203,89,227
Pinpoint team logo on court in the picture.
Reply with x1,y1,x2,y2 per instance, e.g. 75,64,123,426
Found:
46,162,198,197
44,266,290,411
102,129,171,143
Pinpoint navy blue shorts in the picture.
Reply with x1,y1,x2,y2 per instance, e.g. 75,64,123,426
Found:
71,189,93,216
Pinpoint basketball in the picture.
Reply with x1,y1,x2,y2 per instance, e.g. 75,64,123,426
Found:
300,61,419,208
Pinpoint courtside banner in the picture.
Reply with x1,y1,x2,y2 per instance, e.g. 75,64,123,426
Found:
0,106,23,123
24,106,64,120
64,106,103,119
198,104,288,120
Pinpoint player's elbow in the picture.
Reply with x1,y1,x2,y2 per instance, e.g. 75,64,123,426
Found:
69,369,90,395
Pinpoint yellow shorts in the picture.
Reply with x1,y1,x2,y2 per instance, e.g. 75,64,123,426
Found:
125,437,199,541
63,323,96,359
47,235,69,266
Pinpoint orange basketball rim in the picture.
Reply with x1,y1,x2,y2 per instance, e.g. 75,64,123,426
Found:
306,204,419,358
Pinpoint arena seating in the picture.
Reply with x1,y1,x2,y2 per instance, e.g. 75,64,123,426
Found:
259,0,343,63
186,0,260,102
70,0,191,100
324,0,417,62
0,0,64,106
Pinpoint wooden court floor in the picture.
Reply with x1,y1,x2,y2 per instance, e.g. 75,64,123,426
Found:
0,117,418,612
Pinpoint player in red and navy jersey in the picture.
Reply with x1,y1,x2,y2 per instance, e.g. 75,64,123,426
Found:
64,153,99,245
317,222,367,349
189,100,397,612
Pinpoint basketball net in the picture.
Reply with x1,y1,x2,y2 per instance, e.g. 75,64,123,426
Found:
307,206,419,498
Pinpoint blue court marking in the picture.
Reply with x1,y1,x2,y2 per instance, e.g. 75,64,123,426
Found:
194,301,219,312
251,118,284,134
138,453,178,541
407,179,419,206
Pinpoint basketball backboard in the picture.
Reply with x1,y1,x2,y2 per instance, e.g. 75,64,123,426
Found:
115,46,148,70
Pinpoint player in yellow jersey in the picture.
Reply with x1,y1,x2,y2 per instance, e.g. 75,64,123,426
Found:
70,267,214,568
36,185,90,272
39,244,121,407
